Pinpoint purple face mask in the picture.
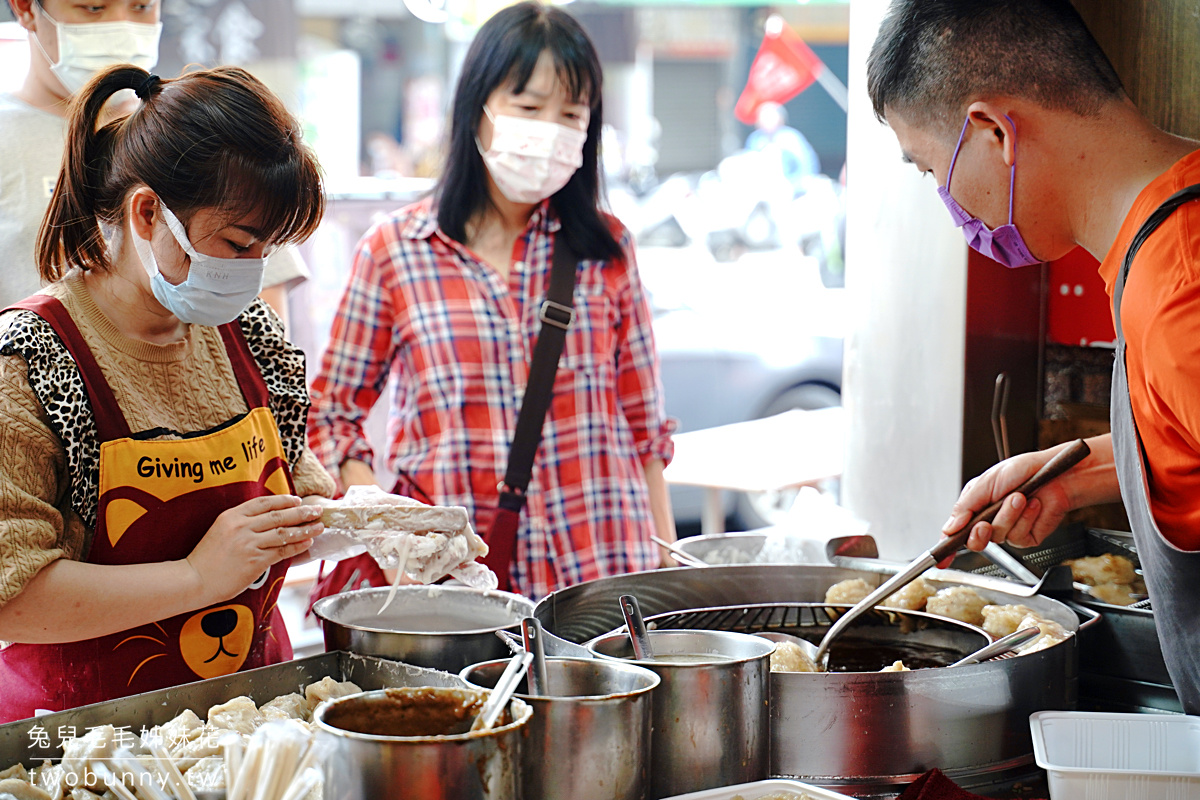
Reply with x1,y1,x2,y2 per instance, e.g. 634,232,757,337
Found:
937,115,1041,268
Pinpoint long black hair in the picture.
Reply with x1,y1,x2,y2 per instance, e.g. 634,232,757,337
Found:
435,1,622,262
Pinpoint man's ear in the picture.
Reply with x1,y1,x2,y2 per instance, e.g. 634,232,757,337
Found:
127,187,159,242
10,0,38,32
964,100,1018,168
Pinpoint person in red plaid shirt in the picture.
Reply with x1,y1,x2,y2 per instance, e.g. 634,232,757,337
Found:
308,1,677,600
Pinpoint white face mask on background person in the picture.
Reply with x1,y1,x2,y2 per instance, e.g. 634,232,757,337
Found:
477,105,588,204
132,202,268,327
32,6,162,95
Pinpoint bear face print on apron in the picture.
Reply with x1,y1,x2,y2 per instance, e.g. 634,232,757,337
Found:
1110,184,1200,714
0,295,294,722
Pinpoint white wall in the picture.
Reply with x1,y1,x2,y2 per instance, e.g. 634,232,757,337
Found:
0,23,29,94
841,0,969,559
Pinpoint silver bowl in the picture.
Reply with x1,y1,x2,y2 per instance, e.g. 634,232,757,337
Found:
314,585,534,673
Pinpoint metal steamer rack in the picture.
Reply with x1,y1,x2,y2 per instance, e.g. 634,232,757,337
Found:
950,524,1173,712
643,603,1004,666
957,526,1148,607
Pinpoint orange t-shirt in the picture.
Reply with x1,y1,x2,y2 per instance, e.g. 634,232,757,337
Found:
1099,148,1200,549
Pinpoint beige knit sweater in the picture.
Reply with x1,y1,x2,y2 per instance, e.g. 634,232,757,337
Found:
0,272,335,605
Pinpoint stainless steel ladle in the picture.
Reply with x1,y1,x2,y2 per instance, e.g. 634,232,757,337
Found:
811,439,1091,670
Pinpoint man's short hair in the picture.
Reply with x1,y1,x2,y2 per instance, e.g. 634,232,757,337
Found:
867,0,1124,135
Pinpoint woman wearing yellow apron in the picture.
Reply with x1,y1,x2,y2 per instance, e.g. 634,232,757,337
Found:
0,65,334,721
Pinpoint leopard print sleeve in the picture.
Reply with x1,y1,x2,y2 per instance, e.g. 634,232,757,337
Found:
0,310,102,529
235,300,311,471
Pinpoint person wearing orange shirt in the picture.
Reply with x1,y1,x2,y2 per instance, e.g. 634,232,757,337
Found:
867,0,1200,712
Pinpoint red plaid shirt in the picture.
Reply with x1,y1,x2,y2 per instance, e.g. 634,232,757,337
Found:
308,199,675,598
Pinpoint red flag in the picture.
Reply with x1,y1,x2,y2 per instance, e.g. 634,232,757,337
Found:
734,19,825,125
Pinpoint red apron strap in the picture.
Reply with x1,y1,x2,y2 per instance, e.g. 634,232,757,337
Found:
7,296,132,442
217,320,271,411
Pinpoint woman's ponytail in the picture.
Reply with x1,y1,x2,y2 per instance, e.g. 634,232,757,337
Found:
36,66,152,282
36,64,323,282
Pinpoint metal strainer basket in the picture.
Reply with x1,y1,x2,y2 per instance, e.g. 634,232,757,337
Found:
951,525,1149,611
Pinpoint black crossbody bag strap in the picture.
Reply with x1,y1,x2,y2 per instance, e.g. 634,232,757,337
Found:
501,234,578,503
481,234,578,592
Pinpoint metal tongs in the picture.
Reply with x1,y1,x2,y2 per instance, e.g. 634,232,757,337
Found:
812,439,1091,670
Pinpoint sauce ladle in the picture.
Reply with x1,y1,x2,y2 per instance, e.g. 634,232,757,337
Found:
620,594,654,660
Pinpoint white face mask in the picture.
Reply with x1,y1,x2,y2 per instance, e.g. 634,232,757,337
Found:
477,105,587,204
132,202,268,327
32,6,162,95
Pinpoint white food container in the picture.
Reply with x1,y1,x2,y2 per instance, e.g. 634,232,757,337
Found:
1031,710,1200,799
663,778,859,800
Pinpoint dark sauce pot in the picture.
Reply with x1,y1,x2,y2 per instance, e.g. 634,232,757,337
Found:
313,687,532,800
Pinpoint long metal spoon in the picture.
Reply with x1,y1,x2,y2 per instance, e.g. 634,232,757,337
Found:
812,438,1091,669
472,651,533,732
620,594,654,660
521,617,549,696
650,534,708,568
949,626,1042,667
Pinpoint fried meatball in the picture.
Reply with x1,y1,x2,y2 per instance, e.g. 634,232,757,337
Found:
825,578,872,605
981,604,1038,638
1087,582,1144,606
881,577,937,611
1016,614,1070,654
925,587,988,627
1064,553,1138,586
770,641,819,673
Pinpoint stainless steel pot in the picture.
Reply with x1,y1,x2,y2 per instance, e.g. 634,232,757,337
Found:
313,585,534,673
460,657,659,800
535,565,1094,797
313,687,531,800
587,629,773,799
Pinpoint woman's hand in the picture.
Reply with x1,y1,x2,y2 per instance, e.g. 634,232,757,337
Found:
941,434,1120,553
340,459,378,491
186,494,323,604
